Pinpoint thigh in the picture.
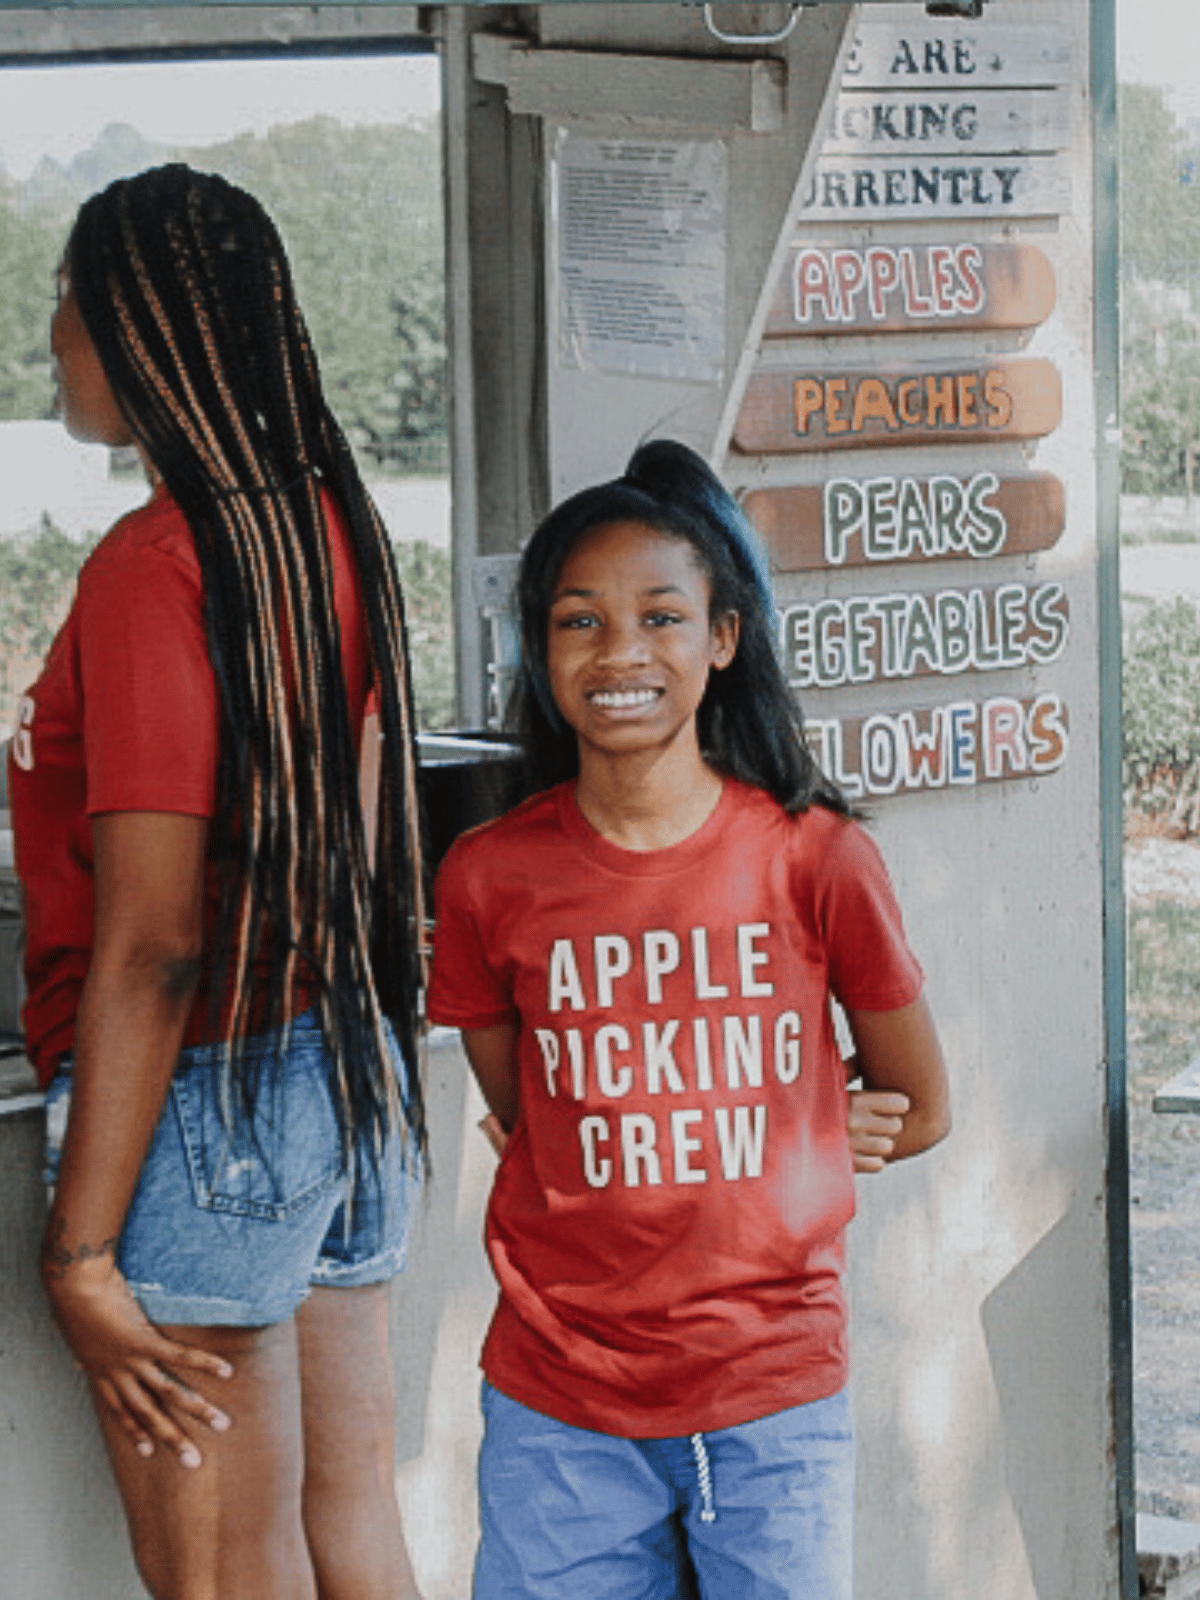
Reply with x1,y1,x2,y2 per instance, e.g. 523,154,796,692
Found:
685,1391,855,1600
97,1317,315,1600
474,1382,689,1600
296,1283,397,1481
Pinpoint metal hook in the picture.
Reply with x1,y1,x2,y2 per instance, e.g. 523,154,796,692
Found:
702,3,805,47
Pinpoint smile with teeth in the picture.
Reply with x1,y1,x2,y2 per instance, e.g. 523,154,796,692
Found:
588,687,663,709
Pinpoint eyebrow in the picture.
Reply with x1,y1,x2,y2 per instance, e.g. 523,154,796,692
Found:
553,583,687,601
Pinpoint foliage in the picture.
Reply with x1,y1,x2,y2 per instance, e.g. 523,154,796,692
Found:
1123,599,1200,830
0,117,447,472
392,538,455,731
0,517,96,729
1119,87,1200,497
0,198,63,422
1122,320,1200,496
1121,85,1200,292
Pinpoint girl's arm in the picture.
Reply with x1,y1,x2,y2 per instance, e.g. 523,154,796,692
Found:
461,1023,520,1136
843,996,951,1169
43,812,233,1465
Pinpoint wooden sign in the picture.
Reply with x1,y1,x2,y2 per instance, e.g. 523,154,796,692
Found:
764,241,1055,338
744,472,1065,572
780,579,1069,691
824,88,1070,157
734,359,1061,455
802,154,1070,221
843,25,1072,90
805,691,1069,800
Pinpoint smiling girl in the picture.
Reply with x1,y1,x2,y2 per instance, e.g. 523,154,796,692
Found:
427,439,950,1599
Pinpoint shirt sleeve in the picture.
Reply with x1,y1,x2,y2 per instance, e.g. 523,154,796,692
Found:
818,819,925,1012
427,838,519,1029
78,528,219,818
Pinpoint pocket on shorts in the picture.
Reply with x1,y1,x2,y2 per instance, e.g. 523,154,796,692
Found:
172,1023,344,1221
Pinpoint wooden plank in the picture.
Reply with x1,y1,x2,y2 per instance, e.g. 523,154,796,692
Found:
844,23,1073,90
734,359,1062,455
802,153,1071,221
823,87,1070,157
1153,1056,1200,1115
763,240,1055,338
779,578,1070,691
499,46,786,133
804,691,1070,800
744,472,1065,571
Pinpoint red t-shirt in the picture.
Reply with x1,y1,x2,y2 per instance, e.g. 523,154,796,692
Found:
8,484,369,1087
427,779,924,1437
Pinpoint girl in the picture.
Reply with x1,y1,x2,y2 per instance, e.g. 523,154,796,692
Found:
11,166,425,1599
427,439,950,1599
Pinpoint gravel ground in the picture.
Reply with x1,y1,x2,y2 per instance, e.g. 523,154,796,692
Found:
1127,836,1200,1518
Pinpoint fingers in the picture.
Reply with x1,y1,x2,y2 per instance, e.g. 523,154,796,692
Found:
479,1113,510,1158
848,1089,911,1173
141,1355,232,1436
855,1091,911,1117
91,1342,233,1469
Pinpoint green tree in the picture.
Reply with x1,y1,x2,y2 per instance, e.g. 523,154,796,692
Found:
1121,84,1200,292
0,517,97,728
1122,320,1200,497
1124,599,1200,831
0,194,63,421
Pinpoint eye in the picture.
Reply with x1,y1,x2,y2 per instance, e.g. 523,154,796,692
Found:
645,609,684,628
554,610,598,631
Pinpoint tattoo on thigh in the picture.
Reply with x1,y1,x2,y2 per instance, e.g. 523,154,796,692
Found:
41,1214,121,1279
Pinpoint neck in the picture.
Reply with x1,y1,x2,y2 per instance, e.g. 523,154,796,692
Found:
574,733,724,851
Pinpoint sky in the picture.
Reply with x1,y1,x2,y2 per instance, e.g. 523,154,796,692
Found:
0,53,439,180
0,1,1188,184
1118,0,1200,119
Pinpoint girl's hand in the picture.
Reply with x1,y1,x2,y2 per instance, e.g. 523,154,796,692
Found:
847,1090,911,1172
479,1112,510,1158
42,1243,232,1466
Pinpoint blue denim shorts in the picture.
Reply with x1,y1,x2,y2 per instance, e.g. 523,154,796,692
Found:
474,1381,855,1600
43,1010,422,1327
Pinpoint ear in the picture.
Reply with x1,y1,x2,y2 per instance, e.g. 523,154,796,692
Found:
710,610,740,671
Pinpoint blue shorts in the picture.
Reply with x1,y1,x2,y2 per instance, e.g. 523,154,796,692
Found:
474,1381,854,1600
43,1009,422,1327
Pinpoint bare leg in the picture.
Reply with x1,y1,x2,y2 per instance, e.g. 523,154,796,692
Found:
297,1283,422,1600
94,1317,317,1600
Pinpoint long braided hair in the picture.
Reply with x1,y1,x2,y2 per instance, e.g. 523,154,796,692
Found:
66,164,426,1165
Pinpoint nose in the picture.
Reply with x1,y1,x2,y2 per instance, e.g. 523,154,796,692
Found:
596,616,650,669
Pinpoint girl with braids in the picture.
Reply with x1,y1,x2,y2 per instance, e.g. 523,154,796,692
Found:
9,165,425,1599
428,440,950,1600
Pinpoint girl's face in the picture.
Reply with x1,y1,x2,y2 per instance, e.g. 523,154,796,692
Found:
51,277,135,449
547,519,738,763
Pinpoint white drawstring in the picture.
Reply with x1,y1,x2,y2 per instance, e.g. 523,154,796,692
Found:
690,1432,717,1523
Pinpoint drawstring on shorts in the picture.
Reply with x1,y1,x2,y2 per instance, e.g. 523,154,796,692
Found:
690,1432,717,1523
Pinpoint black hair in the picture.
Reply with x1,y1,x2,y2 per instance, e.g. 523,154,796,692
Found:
66,164,425,1166
510,438,850,817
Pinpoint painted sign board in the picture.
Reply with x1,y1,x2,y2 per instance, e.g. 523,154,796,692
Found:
764,240,1056,338
780,578,1069,690
843,24,1073,90
805,691,1070,800
744,472,1065,571
823,87,1070,157
734,358,1062,455
802,154,1071,221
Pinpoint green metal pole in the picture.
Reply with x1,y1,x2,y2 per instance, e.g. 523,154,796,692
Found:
1093,0,1136,1594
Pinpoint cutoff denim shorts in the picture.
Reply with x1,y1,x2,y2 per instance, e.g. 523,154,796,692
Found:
474,1380,855,1600
43,1009,422,1327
